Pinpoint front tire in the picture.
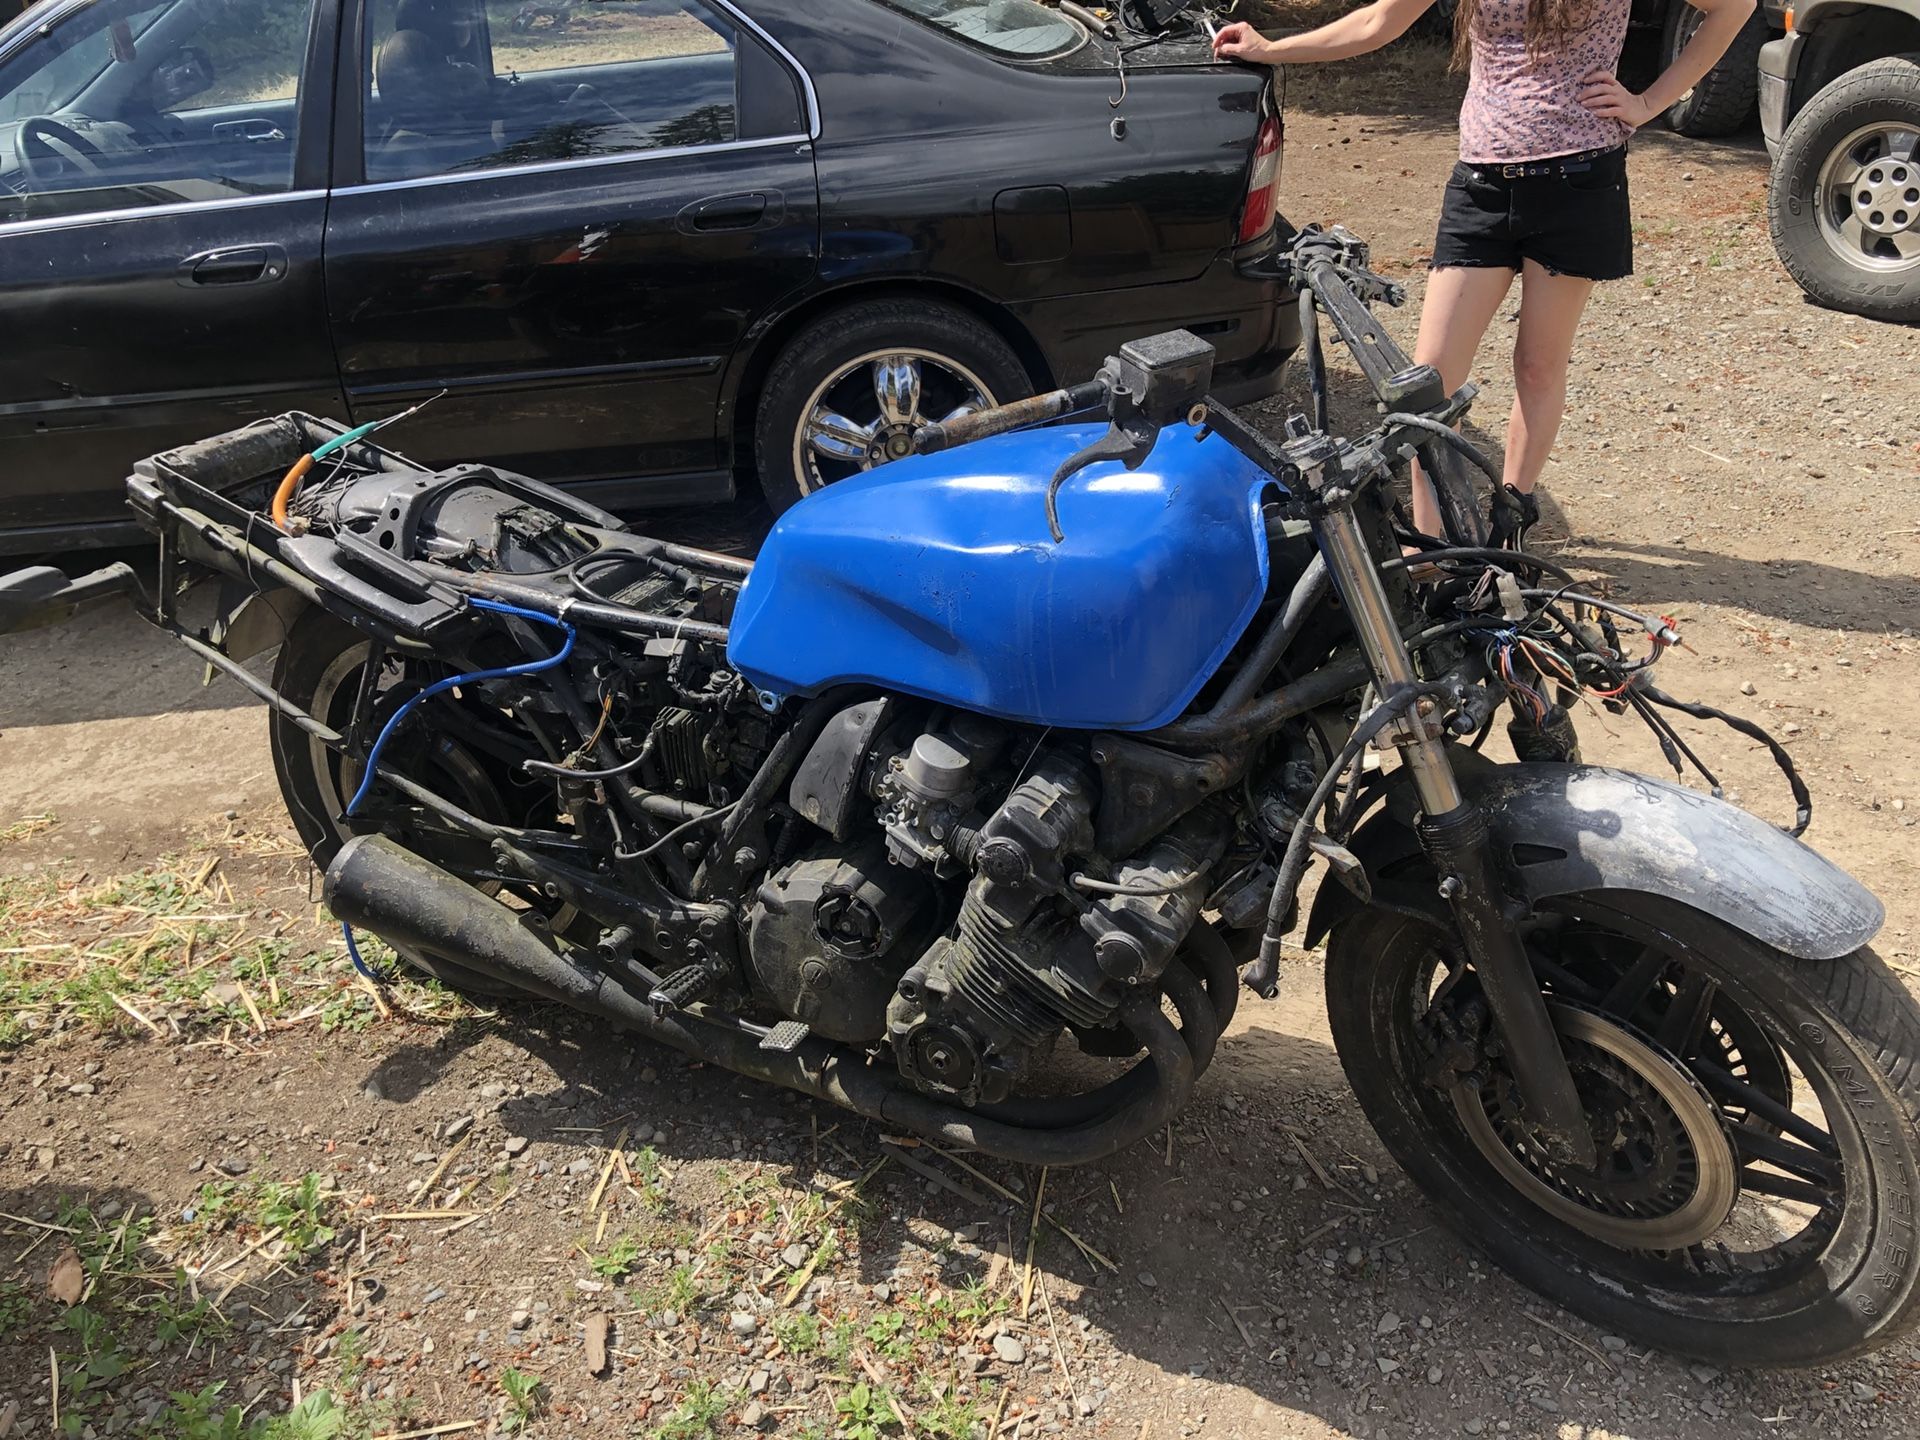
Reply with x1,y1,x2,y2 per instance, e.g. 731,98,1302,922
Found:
1768,56,1920,324
1326,890,1920,1365
752,298,1032,512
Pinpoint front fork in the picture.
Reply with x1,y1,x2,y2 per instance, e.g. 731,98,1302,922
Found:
1312,503,1598,1168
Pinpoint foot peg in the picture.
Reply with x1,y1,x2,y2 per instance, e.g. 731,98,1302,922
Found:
648,965,714,1017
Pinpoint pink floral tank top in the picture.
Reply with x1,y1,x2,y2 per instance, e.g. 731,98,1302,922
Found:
1457,0,1634,163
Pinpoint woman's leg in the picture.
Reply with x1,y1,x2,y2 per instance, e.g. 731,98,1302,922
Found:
1408,264,1516,535
1503,259,1596,495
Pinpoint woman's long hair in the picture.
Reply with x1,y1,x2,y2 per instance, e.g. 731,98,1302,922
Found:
1450,0,1599,71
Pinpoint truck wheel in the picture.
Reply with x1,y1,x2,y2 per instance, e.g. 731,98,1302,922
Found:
753,298,1032,513
1769,55,1920,325
1662,5,1767,137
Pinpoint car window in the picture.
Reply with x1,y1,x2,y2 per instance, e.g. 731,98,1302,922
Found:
876,0,1083,59
0,0,319,225
361,0,741,184
0,3,169,121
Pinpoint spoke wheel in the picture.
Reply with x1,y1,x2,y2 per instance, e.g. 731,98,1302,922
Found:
792,347,996,495
1326,883,1920,1365
268,609,578,997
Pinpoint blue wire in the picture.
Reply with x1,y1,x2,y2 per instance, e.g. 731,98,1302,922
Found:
338,596,577,983
344,598,576,818
342,921,384,982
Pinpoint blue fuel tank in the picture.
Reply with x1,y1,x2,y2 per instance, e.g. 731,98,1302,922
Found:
726,422,1285,731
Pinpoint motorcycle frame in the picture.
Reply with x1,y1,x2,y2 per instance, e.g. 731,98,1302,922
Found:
3,239,1595,1159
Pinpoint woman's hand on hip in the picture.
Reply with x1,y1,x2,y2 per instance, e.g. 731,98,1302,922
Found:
1579,70,1658,128
1212,22,1276,64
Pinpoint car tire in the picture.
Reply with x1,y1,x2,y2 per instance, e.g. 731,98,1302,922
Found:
1408,0,1456,44
1768,55,1920,325
1661,5,1766,137
752,298,1033,513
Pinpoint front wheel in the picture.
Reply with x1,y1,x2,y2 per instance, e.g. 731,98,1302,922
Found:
1326,890,1920,1365
1768,56,1920,324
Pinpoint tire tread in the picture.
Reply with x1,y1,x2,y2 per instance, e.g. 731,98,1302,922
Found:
1767,54,1920,324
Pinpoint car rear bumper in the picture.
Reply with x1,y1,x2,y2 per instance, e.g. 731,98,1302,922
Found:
1759,35,1802,158
1012,250,1301,406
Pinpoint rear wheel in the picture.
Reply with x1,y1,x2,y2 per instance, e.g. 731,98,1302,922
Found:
1661,4,1766,137
1326,889,1920,1365
269,607,538,997
752,298,1032,512
1769,56,1920,323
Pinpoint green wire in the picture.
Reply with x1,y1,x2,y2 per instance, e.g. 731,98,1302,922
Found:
309,418,385,462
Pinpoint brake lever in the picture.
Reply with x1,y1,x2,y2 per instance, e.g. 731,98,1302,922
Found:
1043,415,1161,543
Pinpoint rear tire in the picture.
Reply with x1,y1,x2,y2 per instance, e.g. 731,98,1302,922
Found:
269,608,526,998
1326,891,1920,1365
752,298,1032,513
1662,5,1766,137
1768,56,1920,324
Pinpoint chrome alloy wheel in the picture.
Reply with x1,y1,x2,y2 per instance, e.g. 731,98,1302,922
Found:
1816,122,1920,272
791,348,998,495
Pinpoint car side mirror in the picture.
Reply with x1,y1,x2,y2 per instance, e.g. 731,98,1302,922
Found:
151,45,216,111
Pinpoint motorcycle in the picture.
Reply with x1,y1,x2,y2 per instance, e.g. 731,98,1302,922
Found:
5,228,1916,1367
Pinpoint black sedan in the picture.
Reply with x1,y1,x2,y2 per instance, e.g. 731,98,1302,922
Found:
0,0,1297,552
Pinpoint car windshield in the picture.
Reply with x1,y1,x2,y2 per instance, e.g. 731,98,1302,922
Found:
876,0,1083,59
0,0,170,122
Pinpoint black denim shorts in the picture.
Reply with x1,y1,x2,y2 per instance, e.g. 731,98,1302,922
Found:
1432,146,1633,282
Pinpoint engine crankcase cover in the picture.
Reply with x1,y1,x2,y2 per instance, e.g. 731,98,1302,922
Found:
748,842,935,1045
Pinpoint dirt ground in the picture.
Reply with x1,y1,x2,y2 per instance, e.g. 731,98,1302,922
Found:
5,39,1920,1440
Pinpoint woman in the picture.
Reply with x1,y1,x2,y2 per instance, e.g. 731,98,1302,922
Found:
1213,0,1754,537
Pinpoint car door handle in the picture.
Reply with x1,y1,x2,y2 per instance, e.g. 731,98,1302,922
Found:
210,117,287,144
178,245,287,287
678,192,776,234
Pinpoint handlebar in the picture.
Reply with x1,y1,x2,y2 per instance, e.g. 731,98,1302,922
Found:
912,378,1111,456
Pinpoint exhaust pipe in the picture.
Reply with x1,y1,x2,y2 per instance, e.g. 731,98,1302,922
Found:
323,834,1194,1165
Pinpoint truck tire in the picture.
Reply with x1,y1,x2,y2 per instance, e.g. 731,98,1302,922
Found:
1662,5,1767,137
1768,55,1920,325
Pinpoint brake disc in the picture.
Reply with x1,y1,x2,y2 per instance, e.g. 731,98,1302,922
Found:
1451,1002,1740,1251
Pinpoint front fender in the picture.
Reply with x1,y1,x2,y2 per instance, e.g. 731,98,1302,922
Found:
1305,763,1884,962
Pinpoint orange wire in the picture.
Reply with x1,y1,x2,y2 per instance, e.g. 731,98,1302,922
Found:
271,452,315,531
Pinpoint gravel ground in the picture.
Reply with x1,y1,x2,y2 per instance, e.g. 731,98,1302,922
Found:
3,41,1920,1440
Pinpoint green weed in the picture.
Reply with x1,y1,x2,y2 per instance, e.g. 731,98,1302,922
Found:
652,1380,728,1440
255,1173,336,1255
918,1386,986,1440
590,1230,645,1281
0,1279,36,1336
772,1311,820,1354
834,1381,896,1440
499,1367,544,1432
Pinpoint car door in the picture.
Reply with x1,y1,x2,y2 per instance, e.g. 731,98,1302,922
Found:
0,0,344,549
321,0,819,507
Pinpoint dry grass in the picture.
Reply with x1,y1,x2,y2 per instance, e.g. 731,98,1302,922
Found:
485,2,726,75
0,851,485,1050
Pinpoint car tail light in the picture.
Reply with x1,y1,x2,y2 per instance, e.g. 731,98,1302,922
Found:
1238,114,1282,245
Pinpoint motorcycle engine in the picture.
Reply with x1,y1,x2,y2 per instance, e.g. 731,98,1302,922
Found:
747,840,936,1045
750,703,1229,1103
884,751,1229,1106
